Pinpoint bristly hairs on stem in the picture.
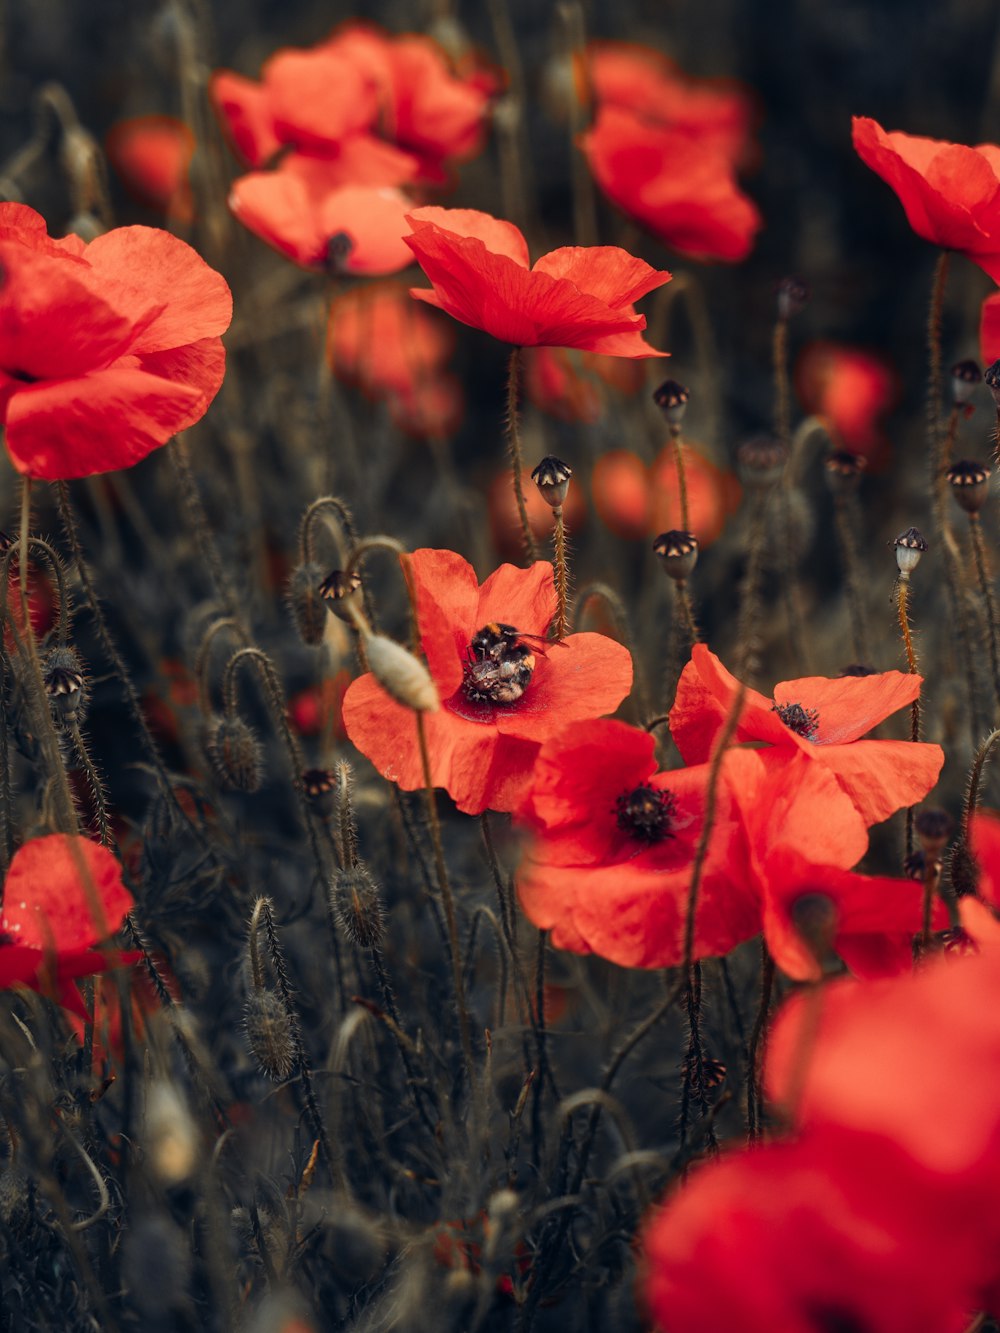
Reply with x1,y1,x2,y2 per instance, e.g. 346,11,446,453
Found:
505,348,540,563
950,728,1000,898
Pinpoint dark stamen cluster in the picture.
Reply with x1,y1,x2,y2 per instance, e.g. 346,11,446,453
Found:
615,785,676,843
773,701,820,741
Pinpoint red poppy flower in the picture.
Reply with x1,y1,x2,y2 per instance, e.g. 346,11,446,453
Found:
326,281,455,401
229,159,414,273
341,550,632,815
105,115,195,222
388,373,465,440
853,117,1000,280
794,340,899,470
487,466,587,561
405,207,670,356
581,106,762,263
980,291,1000,367
642,1125,977,1333
522,345,644,423
670,645,944,825
0,834,134,1015
0,204,232,480
583,41,758,168
591,445,740,546
514,719,760,967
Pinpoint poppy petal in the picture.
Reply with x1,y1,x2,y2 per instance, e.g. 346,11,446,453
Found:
532,245,670,307
821,739,945,826
407,206,531,267
477,559,555,635
409,548,481,696
1,835,132,952
493,632,633,740
669,644,792,762
772,669,923,745
209,69,282,166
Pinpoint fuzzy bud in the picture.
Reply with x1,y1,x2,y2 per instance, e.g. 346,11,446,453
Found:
776,275,809,321
914,807,955,857
301,767,337,802
946,459,991,515
530,456,572,509
244,988,295,1081
319,568,364,626
144,1079,198,1185
330,864,385,949
652,530,698,582
288,561,328,646
652,379,689,426
42,644,88,726
361,630,439,713
951,359,981,406
892,527,928,579
205,714,264,792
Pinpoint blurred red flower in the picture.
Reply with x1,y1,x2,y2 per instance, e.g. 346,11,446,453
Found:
0,834,134,1015
581,106,762,263
342,550,632,814
592,445,740,545
794,340,898,468
980,291,1000,366
523,345,644,423
327,280,454,393
405,207,670,355
0,204,232,479
105,115,195,222
488,465,587,561
670,644,944,826
853,117,1000,280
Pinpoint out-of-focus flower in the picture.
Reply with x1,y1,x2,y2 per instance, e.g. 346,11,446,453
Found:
581,106,762,262
592,445,740,545
405,207,669,355
980,292,1000,367
853,117,1000,281
670,644,944,826
342,550,632,814
795,340,899,469
523,345,644,423
0,204,232,479
105,115,195,222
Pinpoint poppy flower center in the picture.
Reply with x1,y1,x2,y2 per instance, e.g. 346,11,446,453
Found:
461,623,536,707
773,701,819,742
615,785,675,843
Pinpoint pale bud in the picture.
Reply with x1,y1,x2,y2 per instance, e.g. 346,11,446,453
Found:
361,631,439,713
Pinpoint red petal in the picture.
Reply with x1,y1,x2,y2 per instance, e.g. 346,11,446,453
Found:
262,46,379,151
407,207,530,266
4,353,221,479
981,291,1000,366
821,739,945,826
318,187,413,275
668,644,790,762
84,227,232,354
409,548,481,696
532,245,670,307
477,558,555,634
387,37,491,162
1,835,132,952
518,717,655,833
772,668,923,745
494,632,633,741
209,70,282,167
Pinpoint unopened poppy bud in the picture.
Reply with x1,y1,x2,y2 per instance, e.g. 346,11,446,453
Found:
330,864,384,949
319,568,364,626
205,714,264,792
361,630,439,713
531,456,572,509
892,527,928,579
985,360,1000,409
301,767,337,801
327,230,354,276
42,645,88,725
951,359,981,406
652,530,698,582
914,807,954,857
824,450,865,494
790,891,839,967
288,561,328,646
144,1080,198,1185
244,988,295,1081
652,379,689,426
737,435,787,487
776,275,808,321
946,459,991,515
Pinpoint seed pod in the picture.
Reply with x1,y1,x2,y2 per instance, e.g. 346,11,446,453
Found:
244,988,295,1081
946,459,991,515
652,530,698,581
776,275,809,320
42,645,88,726
914,807,955,857
205,714,264,792
892,527,928,578
951,359,981,406
530,456,572,509
361,630,439,713
652,379,689,426
824,450,865,495
319,568,364,626
287,561,328,646
330,864,385,949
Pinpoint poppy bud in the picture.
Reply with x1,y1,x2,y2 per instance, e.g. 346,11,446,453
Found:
985,360,1000,410
330,864,385,949
42,644,88,726
361,630,439,713
950,359,981,406
144,1079,198,1185
301,766,337,806
892,527,928,579
205,714,264,792
244,987,295,1081
530,456,572,509
946,459,991,515
652,379,689,426
776,275,808,321
287,561,328,646
737,435,786,488
914,807,955,857
652,530,698,582
319,568,364,626
824,450,865,495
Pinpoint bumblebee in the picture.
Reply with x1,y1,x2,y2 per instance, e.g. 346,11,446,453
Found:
462,622,551,706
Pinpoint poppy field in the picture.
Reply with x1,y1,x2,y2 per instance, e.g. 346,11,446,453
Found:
4,2,1000,1330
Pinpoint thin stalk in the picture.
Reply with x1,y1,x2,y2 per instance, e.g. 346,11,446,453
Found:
169,436,241,621
968,515,1000,715
772,316,791,450
671,426,690,532
674,580,699,645
745,940,775,1142
506,348,539,562
896,576,921,855
832,495,870,663
552,507,569,639
962,728,1000,841
921,855,941,949
735,490,770,684
926,251,951,462
560,2,598,247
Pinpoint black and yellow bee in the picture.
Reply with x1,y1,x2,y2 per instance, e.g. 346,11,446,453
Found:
461,622,553,706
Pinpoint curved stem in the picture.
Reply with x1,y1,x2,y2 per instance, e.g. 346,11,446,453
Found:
926,251,951,463
896,576,921,854
969,516,1000,716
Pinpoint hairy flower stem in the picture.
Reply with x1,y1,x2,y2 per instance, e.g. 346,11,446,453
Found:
735,491,770,685
169,436,241,622
67,722,111,848
506,348,539,562
773,312,808,672
896,576,921,856
832,495,870,662
926,251,950,462
968,515,1000,716
671,425,690,532
552,507,569,639
674,580,700,645
745,940,775,1142
416,711,476,1098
